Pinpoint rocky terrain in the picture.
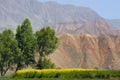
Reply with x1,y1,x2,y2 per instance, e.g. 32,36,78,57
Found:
0,0,120,69
0,0,119,35
108,19,120,29
50,34,120,69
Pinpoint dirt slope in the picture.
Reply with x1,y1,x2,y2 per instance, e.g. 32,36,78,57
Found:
49,34,120,69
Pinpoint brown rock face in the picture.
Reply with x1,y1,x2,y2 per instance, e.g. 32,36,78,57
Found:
51,20,120,35
49,34,120,69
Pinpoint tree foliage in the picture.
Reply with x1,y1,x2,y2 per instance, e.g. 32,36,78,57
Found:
35,27,58,69
0,19,58,76
15,18,36,71
35,27,58,57
0,30,21,76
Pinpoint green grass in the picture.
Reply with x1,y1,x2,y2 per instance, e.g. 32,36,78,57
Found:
0,77,109,80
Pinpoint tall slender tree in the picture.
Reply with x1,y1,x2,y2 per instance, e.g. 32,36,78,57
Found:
15,18,36,70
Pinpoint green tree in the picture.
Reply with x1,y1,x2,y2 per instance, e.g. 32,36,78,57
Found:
0,30,21,76
15,18,36,71
35,27,58,69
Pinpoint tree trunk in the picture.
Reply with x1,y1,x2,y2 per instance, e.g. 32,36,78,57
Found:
1,67,9,76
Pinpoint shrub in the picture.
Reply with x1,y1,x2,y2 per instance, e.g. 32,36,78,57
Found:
36,58,55,69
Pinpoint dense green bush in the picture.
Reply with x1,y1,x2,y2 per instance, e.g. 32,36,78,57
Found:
36,58,55,69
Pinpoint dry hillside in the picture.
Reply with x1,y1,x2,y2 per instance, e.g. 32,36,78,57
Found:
49,34,120,69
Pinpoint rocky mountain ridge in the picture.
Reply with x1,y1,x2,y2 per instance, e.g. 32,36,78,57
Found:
0,0,119,35
108,19,120,29
50,33,120,69
0,0,120,69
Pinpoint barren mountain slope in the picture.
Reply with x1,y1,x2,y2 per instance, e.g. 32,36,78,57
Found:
0,0,119,35
49,34,120,69
108,19,120,29
0,0,120,70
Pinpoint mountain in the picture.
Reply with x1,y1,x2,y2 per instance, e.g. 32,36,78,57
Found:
0,0,118,35
0,0,120,69
50,34,120,69
107,19,120,29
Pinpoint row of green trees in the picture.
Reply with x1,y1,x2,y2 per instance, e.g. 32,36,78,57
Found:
0,18,58,76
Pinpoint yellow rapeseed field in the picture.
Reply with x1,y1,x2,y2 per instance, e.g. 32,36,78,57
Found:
17,68,96,74
13,68,120,79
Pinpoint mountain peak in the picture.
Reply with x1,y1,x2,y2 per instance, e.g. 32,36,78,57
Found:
0,0,119,35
